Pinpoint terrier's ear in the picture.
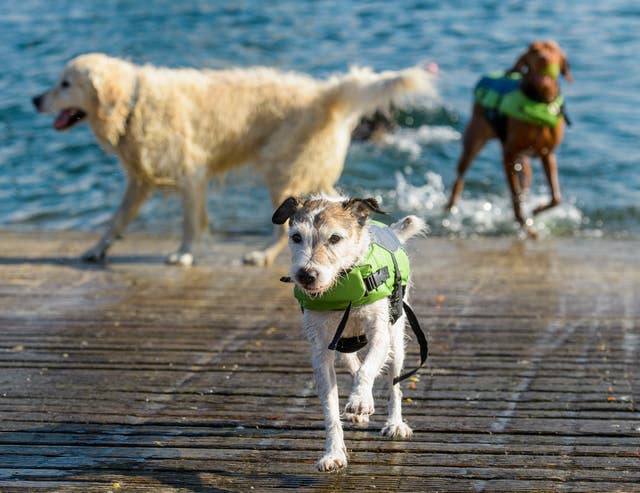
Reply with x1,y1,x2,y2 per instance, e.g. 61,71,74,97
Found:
343,197,387,226
272,197,301,225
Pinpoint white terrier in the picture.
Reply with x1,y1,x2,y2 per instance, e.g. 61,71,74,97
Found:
273,195,427,472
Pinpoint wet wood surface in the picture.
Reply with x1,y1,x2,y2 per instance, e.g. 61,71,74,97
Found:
0,232,638,492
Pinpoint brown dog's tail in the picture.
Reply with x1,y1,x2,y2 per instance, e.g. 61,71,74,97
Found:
325,66,437,121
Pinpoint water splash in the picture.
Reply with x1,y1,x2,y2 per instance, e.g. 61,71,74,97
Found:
392,171,584,237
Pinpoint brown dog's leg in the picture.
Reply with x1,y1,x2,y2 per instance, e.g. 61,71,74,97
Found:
518,157,532,192
533,153,562,216
503,152,537,238
447,106,495,210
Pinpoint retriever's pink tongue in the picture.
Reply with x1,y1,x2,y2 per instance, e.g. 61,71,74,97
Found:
53,110,73,130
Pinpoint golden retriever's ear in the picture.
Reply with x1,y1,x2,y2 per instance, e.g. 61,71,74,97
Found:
87,60,135,147
272,197,301,225
93,73,125,118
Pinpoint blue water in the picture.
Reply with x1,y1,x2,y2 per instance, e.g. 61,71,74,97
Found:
2,0,639,238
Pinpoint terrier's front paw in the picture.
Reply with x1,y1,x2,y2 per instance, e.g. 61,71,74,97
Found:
316,451,347,472
381,421,413,439
345,412,370,426
82,245,107,263
345,390,375,417
166,251,194,267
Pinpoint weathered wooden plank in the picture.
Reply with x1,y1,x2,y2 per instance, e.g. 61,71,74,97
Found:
0,477,633,493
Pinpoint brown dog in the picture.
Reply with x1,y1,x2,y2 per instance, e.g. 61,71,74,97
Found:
447,40,572,236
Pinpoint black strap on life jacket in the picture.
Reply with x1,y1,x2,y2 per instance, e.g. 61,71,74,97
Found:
393,300,429,385
327,302,367,353
561,102,572,126
326,227,429,385
388,249,403,325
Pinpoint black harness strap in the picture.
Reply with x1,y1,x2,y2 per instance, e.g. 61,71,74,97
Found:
388,251,403,324
325,232,429,385
327,263,390,354
334,333,368,353
393,300,429,385
561,102,572,126
387,252,428,384
327,302,353,351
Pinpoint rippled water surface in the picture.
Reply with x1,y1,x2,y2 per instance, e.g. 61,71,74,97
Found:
1,1,638,238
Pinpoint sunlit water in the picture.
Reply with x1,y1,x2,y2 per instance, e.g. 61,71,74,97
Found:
1,1,638,238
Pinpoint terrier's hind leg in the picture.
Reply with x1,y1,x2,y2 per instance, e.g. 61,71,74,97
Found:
381,317,413,439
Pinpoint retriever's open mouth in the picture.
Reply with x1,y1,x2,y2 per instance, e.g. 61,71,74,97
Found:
53,108,87,131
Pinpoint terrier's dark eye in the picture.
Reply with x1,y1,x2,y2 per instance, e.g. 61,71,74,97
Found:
61,80,70,88
291,233,302,243
328,234,342,245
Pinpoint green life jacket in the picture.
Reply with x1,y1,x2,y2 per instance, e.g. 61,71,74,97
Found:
474,71,565,127
293,221,410,313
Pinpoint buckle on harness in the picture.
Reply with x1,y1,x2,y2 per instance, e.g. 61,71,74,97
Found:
363,266,389,293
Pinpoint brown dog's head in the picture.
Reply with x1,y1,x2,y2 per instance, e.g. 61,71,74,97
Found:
509,40,572,102
32,53,136,148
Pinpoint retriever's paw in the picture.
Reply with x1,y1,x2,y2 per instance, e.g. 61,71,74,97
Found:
166,251,194,267
345,412,370,426
82,245,107,263
316,451,347,472
381,420,413,439
345,390,375,417
242,250,268,266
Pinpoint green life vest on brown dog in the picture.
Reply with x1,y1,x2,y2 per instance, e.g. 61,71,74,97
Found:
474,71,565,127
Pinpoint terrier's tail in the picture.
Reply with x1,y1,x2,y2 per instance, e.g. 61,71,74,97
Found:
390,215,427,244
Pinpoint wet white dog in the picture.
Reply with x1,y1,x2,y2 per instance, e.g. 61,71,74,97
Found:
273,195,425,472
32,53,434,266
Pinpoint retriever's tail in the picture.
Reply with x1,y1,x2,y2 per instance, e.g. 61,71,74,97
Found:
325,66,437,121
390,215,427,244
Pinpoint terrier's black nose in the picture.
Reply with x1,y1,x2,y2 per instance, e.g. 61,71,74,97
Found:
296,268,317,286
32,94,43,110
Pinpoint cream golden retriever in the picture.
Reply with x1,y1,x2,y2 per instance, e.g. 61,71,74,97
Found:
33,53,435,266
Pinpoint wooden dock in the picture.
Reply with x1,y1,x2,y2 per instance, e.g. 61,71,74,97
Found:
0,232,638,492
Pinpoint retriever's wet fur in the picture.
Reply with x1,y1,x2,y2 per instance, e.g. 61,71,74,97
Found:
34,53,434,265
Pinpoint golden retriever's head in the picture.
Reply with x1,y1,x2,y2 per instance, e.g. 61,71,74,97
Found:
33,53,136,147
509,40,572,102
